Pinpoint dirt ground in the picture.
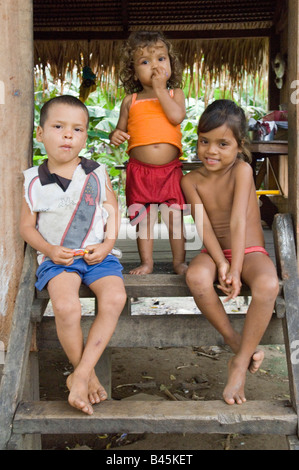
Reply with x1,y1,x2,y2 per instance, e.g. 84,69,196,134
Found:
40,303,291,451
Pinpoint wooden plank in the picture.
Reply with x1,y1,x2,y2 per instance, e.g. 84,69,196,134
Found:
272,214,299,437
0,0,34,348
36,274,280,299
31,298,49,322
8,353,41,450
36,275,193,299
117,222,276,262
34,28,273,41
13,400,297,436
37,314,284,349
250,141,288,155
288,436,299,450
0,246,37,449
287,0,299,263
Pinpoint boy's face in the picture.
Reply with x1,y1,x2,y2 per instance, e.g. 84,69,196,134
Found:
36,103,88,168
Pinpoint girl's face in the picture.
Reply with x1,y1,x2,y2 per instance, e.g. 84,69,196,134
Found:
197,124,241,172
133,40,171,88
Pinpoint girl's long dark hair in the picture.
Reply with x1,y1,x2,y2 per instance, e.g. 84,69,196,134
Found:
197,100,251,163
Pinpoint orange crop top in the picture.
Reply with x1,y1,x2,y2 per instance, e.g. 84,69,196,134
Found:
127,91,182,156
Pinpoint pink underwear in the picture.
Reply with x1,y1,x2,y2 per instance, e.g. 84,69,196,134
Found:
201,246,269,263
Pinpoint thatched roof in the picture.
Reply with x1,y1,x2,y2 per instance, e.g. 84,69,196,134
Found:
33,0,279,35
33,0,286,96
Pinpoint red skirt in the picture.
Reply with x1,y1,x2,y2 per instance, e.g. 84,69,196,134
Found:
126,157,186,225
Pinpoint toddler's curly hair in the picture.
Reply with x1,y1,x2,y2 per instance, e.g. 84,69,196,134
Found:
118,31,183,94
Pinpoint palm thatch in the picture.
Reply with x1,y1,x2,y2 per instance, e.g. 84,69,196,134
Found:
33,0,281,98
34,36,269,100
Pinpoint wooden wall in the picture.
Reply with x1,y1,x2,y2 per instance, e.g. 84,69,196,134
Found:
0,0,34,348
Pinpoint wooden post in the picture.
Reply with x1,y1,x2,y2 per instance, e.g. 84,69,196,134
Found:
0,1,34,348
288,0,299,267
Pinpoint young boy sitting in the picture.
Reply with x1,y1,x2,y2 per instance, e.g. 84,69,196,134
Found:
20,95,127,415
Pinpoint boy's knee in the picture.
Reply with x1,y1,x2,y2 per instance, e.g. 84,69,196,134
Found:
52,298,81,323
99,288,127,313
114,289,127,309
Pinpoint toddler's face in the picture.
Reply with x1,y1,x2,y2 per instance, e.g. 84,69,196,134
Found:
133,41,171,87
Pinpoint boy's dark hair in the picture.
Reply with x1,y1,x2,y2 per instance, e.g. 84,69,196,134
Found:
197,99,251,163
39,95,89,128
119,31,183,94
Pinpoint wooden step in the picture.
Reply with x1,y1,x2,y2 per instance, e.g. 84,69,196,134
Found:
37,313,284,349
13,399,297,436
36,273,277,299
35,274,195,298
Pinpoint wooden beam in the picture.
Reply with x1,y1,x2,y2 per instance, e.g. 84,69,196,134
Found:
268,32,281,110
0,246,37,449
121,0,129,33
37,314,284,350
33,28,272,42
287,0,299,264
0,0,34,347
13,399,297,436
273,214,299,435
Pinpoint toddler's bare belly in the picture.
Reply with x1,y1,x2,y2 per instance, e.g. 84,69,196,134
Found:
129,143,179,165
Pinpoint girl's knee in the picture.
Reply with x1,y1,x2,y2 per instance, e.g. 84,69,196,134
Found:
251,274,279,301
186,266,213,295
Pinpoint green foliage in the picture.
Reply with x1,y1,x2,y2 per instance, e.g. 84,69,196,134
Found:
33,68,268,193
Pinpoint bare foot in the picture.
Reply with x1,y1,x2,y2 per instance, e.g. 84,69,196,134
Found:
248,349,264,374
129,262,153,275
173,262,188,275
88,371,108,404
224,334,264,375
223,356,247,405
66,373,93,415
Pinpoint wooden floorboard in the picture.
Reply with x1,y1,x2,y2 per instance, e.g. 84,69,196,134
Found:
117,223,276,266
13,399,297,436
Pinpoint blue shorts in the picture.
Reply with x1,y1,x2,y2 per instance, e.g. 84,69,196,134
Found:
35,254,124,291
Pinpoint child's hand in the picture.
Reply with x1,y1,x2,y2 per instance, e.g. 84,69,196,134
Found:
110,129,130,146
151,66,169,90
221,270,242,302
47,246,75,265
83,244,109,265
217,261,230,287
